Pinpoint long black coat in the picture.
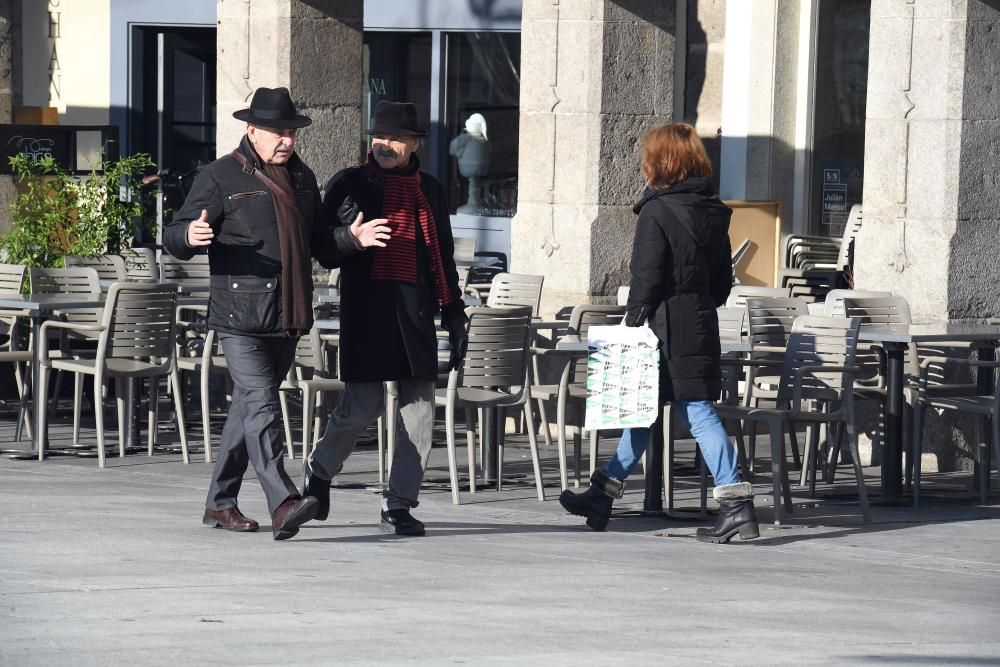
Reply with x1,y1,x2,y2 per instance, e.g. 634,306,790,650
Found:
321,161,462,383
624,177,733,401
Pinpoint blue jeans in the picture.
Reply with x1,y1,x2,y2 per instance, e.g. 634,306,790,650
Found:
602,400,740,487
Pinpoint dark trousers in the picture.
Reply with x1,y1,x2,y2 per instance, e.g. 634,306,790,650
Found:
206,333,299,514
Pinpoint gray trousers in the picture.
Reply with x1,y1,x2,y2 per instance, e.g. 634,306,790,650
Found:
206,334,299,515
309,380,434,511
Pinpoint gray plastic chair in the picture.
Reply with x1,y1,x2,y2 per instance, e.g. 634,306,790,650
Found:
36,282,188,467
64,255,127,283
0,263,31,439
434,306,542,504
174,304,229,463
122,247,160,282
486,273,545,316
717,315,870,525
725,286,790,309
279,328,345,461
160,252,210,296
530,304,627,490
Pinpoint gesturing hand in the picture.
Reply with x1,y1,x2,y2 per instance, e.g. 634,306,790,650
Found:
349,212,391,248
186,209,214,247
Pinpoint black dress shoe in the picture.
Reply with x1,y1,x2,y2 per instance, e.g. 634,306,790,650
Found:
303,471,331,521
202,506,259,532
271,496,319,541
380,508,425,536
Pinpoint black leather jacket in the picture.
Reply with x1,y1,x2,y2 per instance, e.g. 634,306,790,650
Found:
163,136,357,336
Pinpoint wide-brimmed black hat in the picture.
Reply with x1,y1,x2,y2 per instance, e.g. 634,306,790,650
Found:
233,87,312,129
367,101,427,137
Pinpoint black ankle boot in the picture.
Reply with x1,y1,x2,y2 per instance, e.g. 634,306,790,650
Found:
697,482,759,544
559,470,625,532
303,464,331,521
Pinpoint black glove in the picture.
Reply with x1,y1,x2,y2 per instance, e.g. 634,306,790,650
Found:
336,196,360,227
441,302,469,371
624,304,648,327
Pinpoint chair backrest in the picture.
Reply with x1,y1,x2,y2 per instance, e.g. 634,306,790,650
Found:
486,273,544,316
122,247,160,281
782,234,839,270
99,282,179,364
64,255,127,282
717,306,746,340
459,305,533,390
842,296,912,326
823,289,893,317
776,315,861,406
568,304,627,382
836,204,863,270
616,286,630,306
327,268,341,288
29,267,101,295
160,252,211,290
456,265,471,292
453,236,477,266
0,263,26,295
290,328,329,380
727,285,790,308
745,297,809,359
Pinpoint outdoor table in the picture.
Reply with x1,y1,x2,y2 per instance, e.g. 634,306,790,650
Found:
858,323,1000,502
313,288,340,306
0,294,108,457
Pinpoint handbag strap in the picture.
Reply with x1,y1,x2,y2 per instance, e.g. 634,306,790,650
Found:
229,150,304,220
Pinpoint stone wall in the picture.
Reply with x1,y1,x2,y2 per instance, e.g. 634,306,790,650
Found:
216,0,362,188
513,0,676,314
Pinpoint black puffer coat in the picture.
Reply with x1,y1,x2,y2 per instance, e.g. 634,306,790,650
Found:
320,159,462,383
624,177,733,401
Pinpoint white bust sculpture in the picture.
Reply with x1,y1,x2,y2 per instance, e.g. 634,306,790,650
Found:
449,113,491,214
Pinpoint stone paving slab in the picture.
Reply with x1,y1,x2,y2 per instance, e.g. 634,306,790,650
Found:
2,421,1000,665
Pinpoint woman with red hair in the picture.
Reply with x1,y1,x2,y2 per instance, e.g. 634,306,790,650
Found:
560,123,758,543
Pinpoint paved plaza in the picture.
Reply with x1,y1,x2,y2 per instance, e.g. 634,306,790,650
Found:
1,414,999,666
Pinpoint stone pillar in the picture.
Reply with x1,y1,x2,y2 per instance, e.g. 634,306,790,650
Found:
512,0,676,314
858,0,1000,323
216,0,363,187
719,0,805,234
859,0,1000,472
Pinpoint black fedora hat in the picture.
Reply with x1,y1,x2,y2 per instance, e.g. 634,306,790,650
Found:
233,87,312,129
367,101,427,137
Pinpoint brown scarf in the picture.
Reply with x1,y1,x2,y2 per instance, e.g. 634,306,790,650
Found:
231,147,314,336
367,153,454,308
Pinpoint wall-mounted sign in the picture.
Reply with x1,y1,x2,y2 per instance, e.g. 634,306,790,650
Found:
0,124,119,175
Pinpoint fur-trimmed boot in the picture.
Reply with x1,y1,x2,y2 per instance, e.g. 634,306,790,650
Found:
558,469,625,532
696,482,760,544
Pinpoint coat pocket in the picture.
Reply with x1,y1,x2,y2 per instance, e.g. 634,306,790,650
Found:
209,275,280,333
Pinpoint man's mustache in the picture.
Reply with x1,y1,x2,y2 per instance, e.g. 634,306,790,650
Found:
377,149,398,159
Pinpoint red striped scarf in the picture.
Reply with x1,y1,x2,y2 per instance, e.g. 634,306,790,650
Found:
368,156,454,308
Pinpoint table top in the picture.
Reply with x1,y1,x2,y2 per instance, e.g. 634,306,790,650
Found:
859,323,1000,344
0,294,107,315
314,318,341,331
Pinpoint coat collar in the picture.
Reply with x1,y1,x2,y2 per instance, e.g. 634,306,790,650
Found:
632,176,715,214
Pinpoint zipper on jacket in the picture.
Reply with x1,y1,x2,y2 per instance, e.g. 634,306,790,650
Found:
228,191,268,201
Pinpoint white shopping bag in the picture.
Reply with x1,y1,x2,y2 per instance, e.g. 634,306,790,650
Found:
584,324,660,430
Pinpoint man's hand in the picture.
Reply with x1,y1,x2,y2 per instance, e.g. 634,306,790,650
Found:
349,212,391,248
186,210,214,247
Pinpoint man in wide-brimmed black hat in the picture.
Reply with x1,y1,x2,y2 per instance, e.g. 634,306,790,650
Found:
164,86,391,540
303,100,467,537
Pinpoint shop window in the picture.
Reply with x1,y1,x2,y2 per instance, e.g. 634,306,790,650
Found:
444,32,520,217
362,32,433,159
811,0,870,236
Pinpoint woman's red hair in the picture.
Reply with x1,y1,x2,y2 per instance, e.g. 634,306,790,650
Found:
641,123,713,188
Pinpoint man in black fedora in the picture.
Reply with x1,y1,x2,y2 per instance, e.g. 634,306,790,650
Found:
164,86,391,540
303,100,467,536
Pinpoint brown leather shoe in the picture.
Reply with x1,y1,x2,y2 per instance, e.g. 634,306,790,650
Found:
271,496,319,541
202,506,259,532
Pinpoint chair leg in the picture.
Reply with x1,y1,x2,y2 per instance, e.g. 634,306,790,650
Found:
556,396,569,491
767,417,791,525
147,378,160,455
975,415,987,505
523,403,545,501
37,366,50,462
465,407,477,494
376,414,386,485
912,401,926,508
302,386,314,462
990,414,1000,500
72,372,84,445
385,384,397,476
13,360,31,441
537,398,553,448
115,378,126,458
572,430,582,488
845,417,871,523
588,429,599,477
93,375,106,468
497,406,505,492
446,397,460,505
278,389,294,460
200,368,212,463
169,370,189,464
664,404,675,511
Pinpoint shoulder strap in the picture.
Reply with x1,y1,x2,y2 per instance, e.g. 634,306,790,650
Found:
230,150,304,220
